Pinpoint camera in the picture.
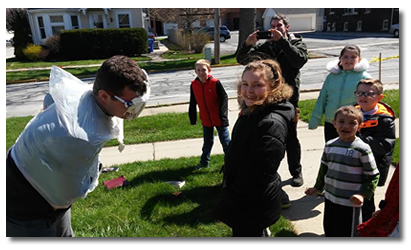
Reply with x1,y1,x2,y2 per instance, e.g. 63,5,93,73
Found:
256,31,272,39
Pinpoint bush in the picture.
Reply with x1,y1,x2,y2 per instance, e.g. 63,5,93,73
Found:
22,44,42,61
42,35,60,60
184,32,211,53
59,28,148,60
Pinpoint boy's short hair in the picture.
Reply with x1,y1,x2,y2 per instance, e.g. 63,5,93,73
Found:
357,79,384,95
93,55,147,97
195,59,211,70
334,105,363,124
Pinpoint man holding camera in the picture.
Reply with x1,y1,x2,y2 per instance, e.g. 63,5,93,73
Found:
236,14,308,191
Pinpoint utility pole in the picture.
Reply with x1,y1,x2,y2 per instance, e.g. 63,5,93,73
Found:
213,8,220,64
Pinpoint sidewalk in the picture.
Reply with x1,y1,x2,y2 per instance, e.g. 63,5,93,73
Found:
100,90,400,237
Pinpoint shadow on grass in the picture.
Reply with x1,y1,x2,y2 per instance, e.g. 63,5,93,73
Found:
140,184,222,226
127,164,216,187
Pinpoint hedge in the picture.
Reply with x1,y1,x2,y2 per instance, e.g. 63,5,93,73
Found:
59,28,148,60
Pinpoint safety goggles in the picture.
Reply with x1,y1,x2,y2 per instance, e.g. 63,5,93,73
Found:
109,85,151,120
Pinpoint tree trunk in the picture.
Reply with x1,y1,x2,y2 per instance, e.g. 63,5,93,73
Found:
213,8,220,64
235,8,256,55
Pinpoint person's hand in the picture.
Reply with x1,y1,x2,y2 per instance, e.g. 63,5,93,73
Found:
305,187,318,196
349,194,364,206
245,31,259,46
268,29,283,42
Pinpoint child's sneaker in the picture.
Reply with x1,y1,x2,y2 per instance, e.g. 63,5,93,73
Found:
195,163,209,170
263,227,271,237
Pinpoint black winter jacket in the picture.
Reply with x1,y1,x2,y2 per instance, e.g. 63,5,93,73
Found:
215,100,295,229
355,102,396,186
236,33,308,106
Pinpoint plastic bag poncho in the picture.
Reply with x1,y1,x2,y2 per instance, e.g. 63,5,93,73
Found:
11,66,125,209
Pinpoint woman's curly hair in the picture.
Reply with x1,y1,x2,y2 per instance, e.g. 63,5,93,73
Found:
238,59,293,113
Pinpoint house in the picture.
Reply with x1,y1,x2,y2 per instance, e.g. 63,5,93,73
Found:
151,8,318,35
259,8,317,32
323,8,399,32
27,8,146,45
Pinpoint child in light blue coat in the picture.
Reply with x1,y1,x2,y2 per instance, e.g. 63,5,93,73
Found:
308,45,371,142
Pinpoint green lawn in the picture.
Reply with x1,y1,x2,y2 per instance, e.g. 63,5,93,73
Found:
6,112,204,150
6,91,399,236
72,154,296,237
6,89,400,165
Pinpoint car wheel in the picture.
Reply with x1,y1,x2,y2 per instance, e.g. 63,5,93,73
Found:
394,30,399,38
219,36,226,42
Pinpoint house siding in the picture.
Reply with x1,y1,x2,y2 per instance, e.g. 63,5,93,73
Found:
27,8,145,45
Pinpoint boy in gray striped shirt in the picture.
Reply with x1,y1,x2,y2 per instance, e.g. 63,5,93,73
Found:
305,106,379,237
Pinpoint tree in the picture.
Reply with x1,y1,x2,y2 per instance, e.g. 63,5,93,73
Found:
149,8,214,34
213,8,220,64
235,8,256,55
6,8,33,59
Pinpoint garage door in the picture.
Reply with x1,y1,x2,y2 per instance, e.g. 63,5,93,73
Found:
288,14,315,32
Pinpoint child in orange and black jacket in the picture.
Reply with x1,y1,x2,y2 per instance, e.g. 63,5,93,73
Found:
354,79,396,222
189,59,230,170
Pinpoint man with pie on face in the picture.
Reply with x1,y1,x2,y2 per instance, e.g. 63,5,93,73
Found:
6,55,150,237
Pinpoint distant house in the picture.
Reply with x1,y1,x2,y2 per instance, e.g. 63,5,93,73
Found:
219,8,317,32
323,8,399,32
260,8,317,32
27,8,146,45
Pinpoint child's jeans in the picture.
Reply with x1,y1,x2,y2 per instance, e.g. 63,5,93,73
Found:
200,126,230,166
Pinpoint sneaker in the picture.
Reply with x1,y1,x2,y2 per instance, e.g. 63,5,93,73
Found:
281,189,291,209
195,163,209,170
291,176,304,187
281,200,291,209
263,227,271,237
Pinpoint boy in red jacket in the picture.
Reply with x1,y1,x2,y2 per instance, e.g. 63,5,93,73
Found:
189,59,230,169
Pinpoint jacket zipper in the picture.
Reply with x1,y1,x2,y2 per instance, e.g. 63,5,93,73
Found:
201,81,213,126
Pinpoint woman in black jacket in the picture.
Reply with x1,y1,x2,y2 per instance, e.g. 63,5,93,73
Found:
215,59,295,237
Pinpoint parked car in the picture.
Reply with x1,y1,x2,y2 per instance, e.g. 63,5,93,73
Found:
389,23,399,38
197,26,231,42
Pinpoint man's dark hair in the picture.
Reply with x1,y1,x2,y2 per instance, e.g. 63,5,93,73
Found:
271,13,289,26
93,55,147,96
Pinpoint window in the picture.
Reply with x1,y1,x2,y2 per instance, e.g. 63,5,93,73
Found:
357,21,362,31
37,16,46,39
344,8,358,15
329,8,335,15
50,15,63,23
332,22,336,31
382,20,389,31
118,14,130,28
365,9,371,14
71,15,79,29
344,22,349,31
50,15,65,35
91,14,104,28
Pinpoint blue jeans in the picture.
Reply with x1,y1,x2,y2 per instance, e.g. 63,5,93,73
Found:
200,126,230,166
